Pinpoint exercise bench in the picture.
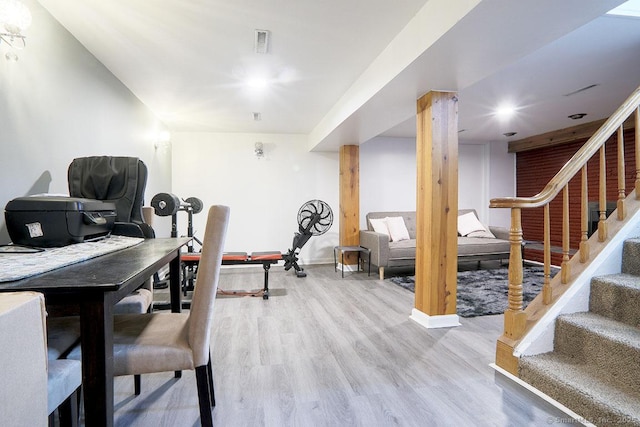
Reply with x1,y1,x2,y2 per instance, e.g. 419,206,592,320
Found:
181,251,282,299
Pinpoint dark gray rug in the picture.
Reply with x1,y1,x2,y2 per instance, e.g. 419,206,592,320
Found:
388,266,556,318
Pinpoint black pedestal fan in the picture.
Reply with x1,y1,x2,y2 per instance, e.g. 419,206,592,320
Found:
282,199,333,277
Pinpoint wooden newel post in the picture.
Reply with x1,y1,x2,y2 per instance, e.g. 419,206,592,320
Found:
504,208,526,339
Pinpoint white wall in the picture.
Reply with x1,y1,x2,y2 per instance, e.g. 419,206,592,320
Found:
360,137,417,224
487,139,516,227
359,136,515,229
0,0,172,244
171,132,339,264
459,139,516,227
459,143,489,221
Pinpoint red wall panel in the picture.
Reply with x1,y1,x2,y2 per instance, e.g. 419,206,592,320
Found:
516,129,637,263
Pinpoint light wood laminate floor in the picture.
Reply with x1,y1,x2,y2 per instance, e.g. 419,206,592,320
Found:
103,264,572,427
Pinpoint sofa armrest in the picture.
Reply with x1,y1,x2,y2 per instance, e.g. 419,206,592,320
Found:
359,230,390,267
488,226,510,241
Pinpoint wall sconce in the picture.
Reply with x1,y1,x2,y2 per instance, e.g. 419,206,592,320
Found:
0,0,32,60
154,130,171,150
254,142,264,158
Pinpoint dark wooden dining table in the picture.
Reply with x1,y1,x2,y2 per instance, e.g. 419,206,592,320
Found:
0,237,191,427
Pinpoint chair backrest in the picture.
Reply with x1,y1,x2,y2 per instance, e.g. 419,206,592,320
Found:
188,205,230,367
68,156,154,238
0,292,48,425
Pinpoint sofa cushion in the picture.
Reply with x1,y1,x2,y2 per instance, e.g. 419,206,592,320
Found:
369,218,390,236
457,211,486,236
386,216,410,242
467,227,496,238
389,239,417,259
457,236,510,256
367,212,417,239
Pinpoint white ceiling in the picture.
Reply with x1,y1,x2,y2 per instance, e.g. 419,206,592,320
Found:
37,0,640,151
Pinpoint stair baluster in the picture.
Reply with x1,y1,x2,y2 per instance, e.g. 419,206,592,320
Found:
580,165,589,263
542,204,552,304
561,186,570,284
618,125,626,220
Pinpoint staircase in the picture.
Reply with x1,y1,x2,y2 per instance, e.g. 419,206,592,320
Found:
519,238,640,426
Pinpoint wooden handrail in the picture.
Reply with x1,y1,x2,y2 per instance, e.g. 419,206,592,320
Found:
490,84,640,376
490,86,640,210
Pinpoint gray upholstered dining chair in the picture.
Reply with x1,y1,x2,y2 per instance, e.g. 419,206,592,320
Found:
0,291,81,427
68,205,229,427
48,358,82,427
1,292,49,426
45,313,82,426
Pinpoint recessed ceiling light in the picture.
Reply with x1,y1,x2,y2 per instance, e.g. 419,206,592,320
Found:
568,113,587,120
495,105,517,119
246,77,268,89
503,132,517,137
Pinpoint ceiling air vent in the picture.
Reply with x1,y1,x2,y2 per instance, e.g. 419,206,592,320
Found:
563,84,599,97
254,30,270,54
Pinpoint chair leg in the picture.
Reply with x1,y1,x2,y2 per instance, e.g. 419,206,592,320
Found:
134,374,141,395
195,365,213,427
58,387,80,427
206,358,215,407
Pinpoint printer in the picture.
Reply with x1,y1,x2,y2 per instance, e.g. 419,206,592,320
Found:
4,196,117,247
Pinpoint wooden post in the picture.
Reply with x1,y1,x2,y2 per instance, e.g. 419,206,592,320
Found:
561,186,571,284
339,145,360,267
598,145,608,241
503,208,526,339
543,204,552,304
617,125,626,220
412,91,459,328
580,166,589,263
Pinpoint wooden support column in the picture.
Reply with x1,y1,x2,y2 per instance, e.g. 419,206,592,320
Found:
339,145,360,267
410,91,460,329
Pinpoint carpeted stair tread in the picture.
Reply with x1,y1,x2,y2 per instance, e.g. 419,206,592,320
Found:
520,352,640,425
590,274,640,327
621,238,640,276
591,273,640,290
555,312,640,394
558,312,640,352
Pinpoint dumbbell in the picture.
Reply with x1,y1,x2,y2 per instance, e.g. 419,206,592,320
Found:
151,193,203,216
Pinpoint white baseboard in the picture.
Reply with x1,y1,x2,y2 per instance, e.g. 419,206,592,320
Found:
410,308,460,329
336,263,359,273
